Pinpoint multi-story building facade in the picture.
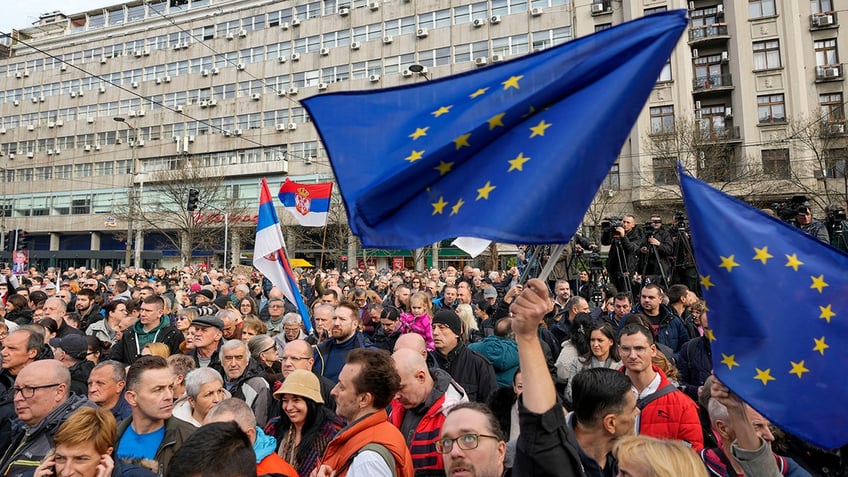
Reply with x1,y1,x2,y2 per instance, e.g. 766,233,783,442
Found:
0,0,842,270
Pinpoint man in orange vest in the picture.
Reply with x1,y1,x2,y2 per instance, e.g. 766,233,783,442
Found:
313,348,414,477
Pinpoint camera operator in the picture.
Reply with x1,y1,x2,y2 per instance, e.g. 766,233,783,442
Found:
638,215,674,289
668,212,698,293
600,214,642,297
795,204,830,243
547,233,597,292
825,204,848,252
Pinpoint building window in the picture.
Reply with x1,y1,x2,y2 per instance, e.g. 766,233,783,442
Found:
814,38,839,67
603,163,620,190
761,149,790,178
657,59,672,82
645,6,668,15
650,106,675,135
811,0,834,14
653,157,675,185
820,93,844,123
749,0,776,18
753,40,781,70
594,23,612,32
825,148,847,178
757,94,785,124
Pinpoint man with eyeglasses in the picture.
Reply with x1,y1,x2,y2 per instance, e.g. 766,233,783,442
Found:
0,329,47,451
0,359,95,477
438,401,506,477
280,339,335,409
264,297,287,338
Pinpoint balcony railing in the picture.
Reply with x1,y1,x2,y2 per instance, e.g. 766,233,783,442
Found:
693,74,733,91
821,121,847,136
810,11,838,29
698,126,741,142
688,24,729,43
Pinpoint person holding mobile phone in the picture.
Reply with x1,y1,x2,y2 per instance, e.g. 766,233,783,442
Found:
34,406,155,477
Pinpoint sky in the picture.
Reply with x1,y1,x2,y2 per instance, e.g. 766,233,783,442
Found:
1,0,115,35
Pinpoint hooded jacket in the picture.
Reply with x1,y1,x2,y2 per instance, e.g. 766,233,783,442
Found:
253,426,297,476
468,335,519,388
0,393,96,477
625,303,690,353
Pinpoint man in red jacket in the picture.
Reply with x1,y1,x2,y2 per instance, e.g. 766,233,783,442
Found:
620,323,703,450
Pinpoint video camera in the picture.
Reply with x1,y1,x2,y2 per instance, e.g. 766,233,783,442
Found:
826,205,846,223
601,216,625,245
771,195,810,223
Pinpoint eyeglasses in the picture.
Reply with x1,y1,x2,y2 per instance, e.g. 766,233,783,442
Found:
281,355,311,362
435,433,501,454
262,343,278,354
13,383,63,399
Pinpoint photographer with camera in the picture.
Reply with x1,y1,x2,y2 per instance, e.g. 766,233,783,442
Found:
795,204,830,243
825,204,848,252
638,215,674,290
669,211,698,293
600,215,642,298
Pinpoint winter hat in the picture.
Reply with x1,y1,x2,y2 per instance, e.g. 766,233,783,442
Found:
433,309,463,337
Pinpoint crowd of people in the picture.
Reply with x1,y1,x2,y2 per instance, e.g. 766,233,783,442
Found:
0,256,840,477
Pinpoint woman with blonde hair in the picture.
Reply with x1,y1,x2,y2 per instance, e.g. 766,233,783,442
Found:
455,303,481,343
614,435,707,477
141,342,171,359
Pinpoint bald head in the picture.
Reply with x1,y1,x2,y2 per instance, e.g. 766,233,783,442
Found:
21,359,71,388
281,339,315,377
393,332,427,356
392,348,428,376
392,348,433,409
14,360,71,426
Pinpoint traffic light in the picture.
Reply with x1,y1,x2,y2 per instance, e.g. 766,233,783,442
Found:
16,230,27,250
186,188,200,211
5,229,17,251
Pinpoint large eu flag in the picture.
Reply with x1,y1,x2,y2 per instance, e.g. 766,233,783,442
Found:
680,170,848,449
303,11,687,249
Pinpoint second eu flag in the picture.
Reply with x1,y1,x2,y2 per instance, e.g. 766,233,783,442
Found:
303,11,687,249
680,169,848,449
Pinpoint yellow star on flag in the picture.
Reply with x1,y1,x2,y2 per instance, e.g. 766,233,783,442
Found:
476,181,496,200
508,152,531,172
431,197,447,215
705,329,716,342
720,353,739,370
813,336,829,355
789,360,809,379
718,255,740,272
502,75,523,90
453,133,471,150
469,87,489,98
450,198,465,216
810,275,829,293
434,160,454,176
785,253,803,271
753,368,776,386
819,304,836,323
529,120,552,138
408,127,429,140
699,275,714,290
431,105,452,117
405,150,424,162
487,113,505,130
752,246,773,264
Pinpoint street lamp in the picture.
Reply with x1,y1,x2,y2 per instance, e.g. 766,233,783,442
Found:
113,116,141,269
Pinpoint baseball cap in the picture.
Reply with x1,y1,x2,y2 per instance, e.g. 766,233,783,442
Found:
49,335,88,360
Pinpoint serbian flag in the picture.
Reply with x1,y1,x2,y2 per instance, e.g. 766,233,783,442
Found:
254,178,312,331
278,178,333,227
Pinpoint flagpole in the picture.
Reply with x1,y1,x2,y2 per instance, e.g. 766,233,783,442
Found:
318,223,329,271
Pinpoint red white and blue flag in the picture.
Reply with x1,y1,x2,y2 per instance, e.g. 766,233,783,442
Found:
254,178,312,331
278,178,333,227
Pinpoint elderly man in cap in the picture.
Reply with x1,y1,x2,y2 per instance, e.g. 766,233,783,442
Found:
185,312,226,379
49,334,95,396
193,289,215,306
108,296,183,365
431,309,497,402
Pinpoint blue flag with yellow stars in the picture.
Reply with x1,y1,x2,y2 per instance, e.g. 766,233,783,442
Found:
680,168,848,449
302,11,687,249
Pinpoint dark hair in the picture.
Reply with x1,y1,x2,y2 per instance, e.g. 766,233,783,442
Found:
86,335,107,357
238,296,259,315
380,305,400,321
568,313,596,356
28,290,48,307
320,288,338,300
6,294,28,310
102,300,126,318
114,280,129,293
275,393,337,464
346,348,400,409
667,284,689,305
613,292,631,304
39,318,59,334
640,283,665,297
474,300,494,318
446,402,506,442
142,295,165,309
571,368,633,427
335,302,359,320
76,288,97,300
580,322,620,363
126,355,169,392
619,323,655,345
166,421,256,477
